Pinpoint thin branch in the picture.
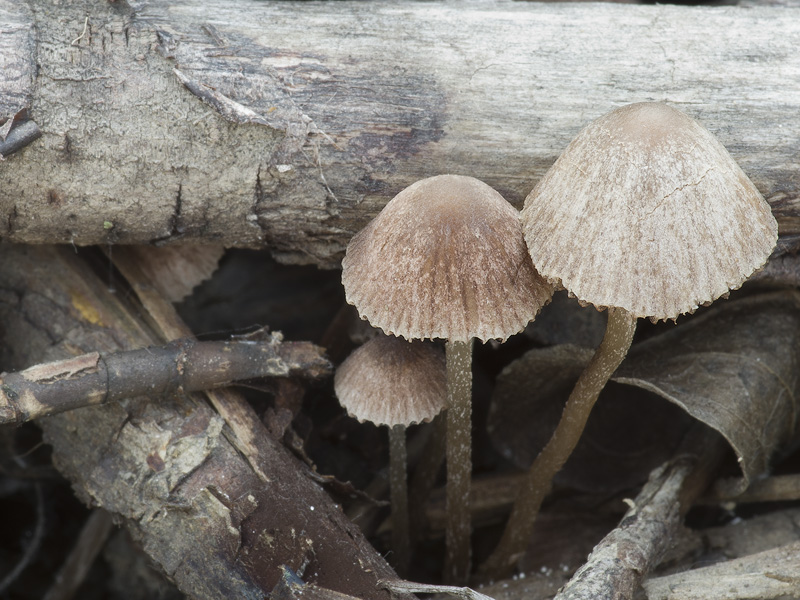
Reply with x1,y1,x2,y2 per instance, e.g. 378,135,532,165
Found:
552,427,728,600
0,337,330,426
552,460,693,600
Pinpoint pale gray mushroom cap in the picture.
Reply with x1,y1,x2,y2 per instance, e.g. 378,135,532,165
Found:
521,102,778,321
334,336,447,427
342,174,553,342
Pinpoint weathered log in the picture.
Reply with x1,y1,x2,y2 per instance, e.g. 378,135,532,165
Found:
0,245,403,600
1,0,799,266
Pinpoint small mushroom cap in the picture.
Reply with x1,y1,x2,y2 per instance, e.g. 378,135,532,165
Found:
342,174,553,342
521,102,778,321
334,336,447,427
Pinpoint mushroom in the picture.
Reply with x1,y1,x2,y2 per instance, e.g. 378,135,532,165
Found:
342,174,553,583
480,102,778,578
335,334,446,575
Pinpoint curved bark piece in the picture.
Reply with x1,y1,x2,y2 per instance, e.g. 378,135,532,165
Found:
1,0,799,265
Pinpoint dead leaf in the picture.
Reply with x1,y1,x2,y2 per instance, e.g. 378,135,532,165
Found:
615,291,800,490
488,291,800,494
524,290,606,348
487,345,692,493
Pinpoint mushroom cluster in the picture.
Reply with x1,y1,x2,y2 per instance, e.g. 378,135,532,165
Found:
337,103,777,583
342,174,552,583
480,102,778,578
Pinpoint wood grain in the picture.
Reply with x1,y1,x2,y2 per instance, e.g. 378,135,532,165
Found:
1,0,798,266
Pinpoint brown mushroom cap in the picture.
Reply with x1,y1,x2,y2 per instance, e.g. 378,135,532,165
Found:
334,336,447,427
342,175,553,342
521,102,778,321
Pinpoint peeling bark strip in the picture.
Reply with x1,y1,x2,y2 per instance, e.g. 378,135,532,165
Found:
0,245,403,600
1,1,799,265
0,337,330,426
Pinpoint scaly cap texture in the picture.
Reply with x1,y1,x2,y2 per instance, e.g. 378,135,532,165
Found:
342,174,553,342
334,336,447,427
521,102,778,321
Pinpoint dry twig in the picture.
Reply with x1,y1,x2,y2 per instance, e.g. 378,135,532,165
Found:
552,427,727,600
0,337,330,426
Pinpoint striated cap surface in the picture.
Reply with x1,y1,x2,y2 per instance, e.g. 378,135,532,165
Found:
342,174,553,342
334,335,447,427
521,102,778,321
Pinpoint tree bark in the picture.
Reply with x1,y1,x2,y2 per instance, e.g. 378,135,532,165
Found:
0,245,403,600
1,0,799,266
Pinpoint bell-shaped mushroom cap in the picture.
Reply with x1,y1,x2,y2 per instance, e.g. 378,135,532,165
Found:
334,336,447,427
521,102,778,321
342,175,553,342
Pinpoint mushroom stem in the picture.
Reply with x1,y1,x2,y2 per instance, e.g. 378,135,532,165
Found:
388,424,411,576
478,308,637,581
444,338,474,585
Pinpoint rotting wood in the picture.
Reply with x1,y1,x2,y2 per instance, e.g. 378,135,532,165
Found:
109,246,294,484
1,0,799,266
0,245,406,600
0,2,34,119
0,336,330,426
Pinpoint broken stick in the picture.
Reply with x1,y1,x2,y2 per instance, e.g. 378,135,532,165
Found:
0,336,330,426
552,426,728,600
